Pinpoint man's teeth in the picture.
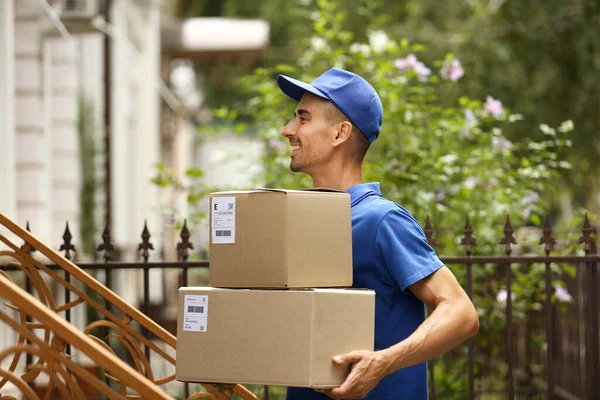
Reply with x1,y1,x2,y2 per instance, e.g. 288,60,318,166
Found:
291,145,300,152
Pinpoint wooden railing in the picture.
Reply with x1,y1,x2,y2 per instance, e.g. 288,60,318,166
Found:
0,213,257,400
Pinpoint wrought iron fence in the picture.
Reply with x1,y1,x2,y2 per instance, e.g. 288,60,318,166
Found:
1,213,598,400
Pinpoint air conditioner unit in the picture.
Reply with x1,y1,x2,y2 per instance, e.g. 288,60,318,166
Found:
60,0,100,19
54,0,102,34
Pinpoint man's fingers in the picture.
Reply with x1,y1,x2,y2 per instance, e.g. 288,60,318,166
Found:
333,352,363,365
328,372,359,398
315,389,336,399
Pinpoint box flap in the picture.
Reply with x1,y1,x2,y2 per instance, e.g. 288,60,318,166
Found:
210,190,266,195
302,187,346,193
254,188,349,195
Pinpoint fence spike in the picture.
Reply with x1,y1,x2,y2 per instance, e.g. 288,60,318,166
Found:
137,220,154,262
96,221,115,262
424,216,438,247
59,221,76,261
21,221,36,254
498,214,516,255
539,215,556,255
460,215,477,256
177,219,194,261
578,213,597,254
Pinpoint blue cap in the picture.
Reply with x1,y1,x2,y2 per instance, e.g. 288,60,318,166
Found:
277,68,384,143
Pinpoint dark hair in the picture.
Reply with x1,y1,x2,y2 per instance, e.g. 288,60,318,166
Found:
325,102,370,162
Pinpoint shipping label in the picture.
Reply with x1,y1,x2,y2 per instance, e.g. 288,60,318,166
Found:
183,295,208,332
211,197,236,244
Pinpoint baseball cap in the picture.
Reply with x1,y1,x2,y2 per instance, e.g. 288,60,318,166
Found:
277,68,384,143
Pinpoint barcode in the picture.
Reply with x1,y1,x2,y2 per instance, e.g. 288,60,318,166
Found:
216,230,231,237
187,306,204,313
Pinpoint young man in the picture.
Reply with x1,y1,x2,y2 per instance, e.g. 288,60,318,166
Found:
278,68,479,400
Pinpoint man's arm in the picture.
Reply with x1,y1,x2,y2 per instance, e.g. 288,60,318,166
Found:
318,266,479,399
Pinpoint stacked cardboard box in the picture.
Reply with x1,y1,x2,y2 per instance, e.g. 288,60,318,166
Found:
176,189,375,388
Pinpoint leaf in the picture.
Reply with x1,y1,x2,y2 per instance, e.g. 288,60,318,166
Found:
558,119,574,133
559,161,572,169
539,124,556,136
213,107,229,119
508,114,524,122
439,154,458,164
186,168,204,178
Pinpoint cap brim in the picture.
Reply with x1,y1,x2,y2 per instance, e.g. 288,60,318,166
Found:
277,74,329,102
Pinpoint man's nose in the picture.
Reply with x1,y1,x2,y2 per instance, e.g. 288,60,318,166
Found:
282,120,295,138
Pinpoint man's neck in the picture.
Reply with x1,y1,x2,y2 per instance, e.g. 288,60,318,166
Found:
311,167,364,191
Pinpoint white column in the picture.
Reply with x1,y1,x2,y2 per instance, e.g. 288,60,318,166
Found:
110,0,133,252
14,0,51,242
0,0,15,370
0,0,15,220
48,38,80,240
138,1,163,303
108,0,133,304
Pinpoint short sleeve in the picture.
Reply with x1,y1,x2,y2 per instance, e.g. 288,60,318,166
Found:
375,208,443,291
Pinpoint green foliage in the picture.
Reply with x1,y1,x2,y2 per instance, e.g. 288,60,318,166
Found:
227,0,573,253
175,0,600,213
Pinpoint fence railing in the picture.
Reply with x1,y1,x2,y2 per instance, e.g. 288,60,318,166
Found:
1,212,598,400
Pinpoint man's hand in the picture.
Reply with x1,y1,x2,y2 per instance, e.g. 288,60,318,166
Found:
316,350,390,399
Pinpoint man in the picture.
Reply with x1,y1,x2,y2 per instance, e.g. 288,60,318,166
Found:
278,68,479,400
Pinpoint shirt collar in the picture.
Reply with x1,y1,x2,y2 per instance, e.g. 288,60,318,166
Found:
345,182,382,206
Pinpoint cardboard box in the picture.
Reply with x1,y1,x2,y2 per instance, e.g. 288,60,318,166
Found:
209,189,353,288
176,287,375,388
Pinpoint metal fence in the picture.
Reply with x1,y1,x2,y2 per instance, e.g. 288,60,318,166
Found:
2,214,599,400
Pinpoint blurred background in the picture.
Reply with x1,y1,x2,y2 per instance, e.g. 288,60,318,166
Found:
0,0,598,399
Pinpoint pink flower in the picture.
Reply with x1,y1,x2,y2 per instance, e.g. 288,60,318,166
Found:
522,193,539,205
394,54,431,78
492,136,513,152
464,109,478,124
485,96,504,117
554,285,572,302
464,177,478,190
268,138,286,153
440,59,464,82
496,289,516,304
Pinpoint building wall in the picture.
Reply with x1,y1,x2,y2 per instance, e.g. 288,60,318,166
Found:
1,0,165,349
14,0,52,243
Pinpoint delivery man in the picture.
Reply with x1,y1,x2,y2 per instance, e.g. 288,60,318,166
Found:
278,67,479,399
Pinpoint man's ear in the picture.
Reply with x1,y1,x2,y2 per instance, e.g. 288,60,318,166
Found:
332,121,353,148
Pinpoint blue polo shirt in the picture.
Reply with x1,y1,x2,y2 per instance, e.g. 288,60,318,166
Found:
287,182,443,400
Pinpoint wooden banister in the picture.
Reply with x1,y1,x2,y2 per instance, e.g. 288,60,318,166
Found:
0,213,258,400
